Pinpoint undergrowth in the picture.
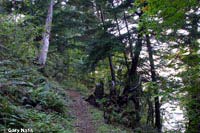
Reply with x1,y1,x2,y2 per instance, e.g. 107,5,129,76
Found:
89,107,132,133
0,59,74,132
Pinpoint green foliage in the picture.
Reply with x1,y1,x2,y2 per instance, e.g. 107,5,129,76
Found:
0,58,73,132
0,0,200,132
0,96,25,129
85,31,123,70
180,65,200,132
31,87,66,113
90,108,131,133
24,109,74,133
62,78,89,96
0,14,40,59
143,0,198,31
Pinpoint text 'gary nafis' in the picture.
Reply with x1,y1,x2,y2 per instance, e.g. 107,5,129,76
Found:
8,128,33,133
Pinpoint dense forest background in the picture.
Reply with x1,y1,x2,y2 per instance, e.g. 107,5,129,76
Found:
0,0,199,132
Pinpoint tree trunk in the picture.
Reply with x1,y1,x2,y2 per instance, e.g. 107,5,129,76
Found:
121,13,143,128
98,4,117,97
115,18,130,71
146,96,154,126
128,28,143,78
108,55,116,95
186,13,200,132
146,34,162,132
127,11,143,80
123,12,133,59
38,0,54,66
113,10,130,71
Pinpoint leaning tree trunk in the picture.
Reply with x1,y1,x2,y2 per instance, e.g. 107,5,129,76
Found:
146,34,162,132
99,5,117,95
111,2,129,71
128,30,143,79
120,12,143,129
38,0,54,66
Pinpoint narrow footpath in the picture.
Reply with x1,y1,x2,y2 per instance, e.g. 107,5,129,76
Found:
67,90,96,133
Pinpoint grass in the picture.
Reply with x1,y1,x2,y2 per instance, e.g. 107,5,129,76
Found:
89,107,132,133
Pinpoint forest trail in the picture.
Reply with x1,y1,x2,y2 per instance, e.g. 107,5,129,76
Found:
67,90,96,133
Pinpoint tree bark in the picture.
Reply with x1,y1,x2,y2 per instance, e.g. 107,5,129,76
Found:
38,0,54,65
108,56,116,83
121,13,143,128
123,12,134,59
99,5,116,95
127,10,143,80
108,55,116,95
112,7,129,71
115,16,129,71
128,28,143,78
146,34,162,132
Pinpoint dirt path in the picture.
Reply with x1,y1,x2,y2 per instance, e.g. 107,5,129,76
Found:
67,90,96,133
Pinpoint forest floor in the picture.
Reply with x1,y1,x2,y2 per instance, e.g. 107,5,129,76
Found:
67,90,96,133
66,89,132,133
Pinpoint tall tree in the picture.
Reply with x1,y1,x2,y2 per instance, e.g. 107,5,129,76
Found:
146,0,199,132
38,0,54,65
146,34,161,132
99,2,116,95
